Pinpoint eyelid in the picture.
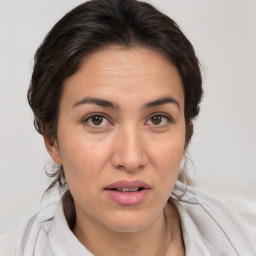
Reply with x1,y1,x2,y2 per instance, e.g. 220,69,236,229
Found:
81,112,173,128
146,112,173,123
82,112,113,127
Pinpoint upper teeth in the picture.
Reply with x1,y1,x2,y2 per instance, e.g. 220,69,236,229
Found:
116,187,140,192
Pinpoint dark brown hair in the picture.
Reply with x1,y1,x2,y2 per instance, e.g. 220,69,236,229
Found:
28,0,203,193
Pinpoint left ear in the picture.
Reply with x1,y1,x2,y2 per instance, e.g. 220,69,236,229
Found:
43,134,62,165
185,121,194,149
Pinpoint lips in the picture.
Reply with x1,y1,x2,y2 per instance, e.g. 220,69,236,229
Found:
104,180,151,206
105,180,150,190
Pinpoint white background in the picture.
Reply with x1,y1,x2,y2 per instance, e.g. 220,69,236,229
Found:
0,0,255,234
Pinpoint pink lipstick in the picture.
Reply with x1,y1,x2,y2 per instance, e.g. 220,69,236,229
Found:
104,180,151,206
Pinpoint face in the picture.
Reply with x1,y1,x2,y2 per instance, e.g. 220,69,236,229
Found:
46,46,186,233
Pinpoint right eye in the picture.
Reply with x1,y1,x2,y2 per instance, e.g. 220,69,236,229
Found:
82,113,112,128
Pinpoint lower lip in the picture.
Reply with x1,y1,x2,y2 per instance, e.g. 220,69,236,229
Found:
105,189,150,206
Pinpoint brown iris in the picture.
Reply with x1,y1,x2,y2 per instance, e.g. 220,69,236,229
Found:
92,115,103,125
151,115,162,125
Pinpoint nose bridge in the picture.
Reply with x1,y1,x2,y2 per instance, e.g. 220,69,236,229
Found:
113,123,147,171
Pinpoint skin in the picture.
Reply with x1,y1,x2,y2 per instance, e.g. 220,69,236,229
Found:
45,46,186,256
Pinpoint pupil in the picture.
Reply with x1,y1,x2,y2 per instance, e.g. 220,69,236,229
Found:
152,116,161,125
92,116,103,125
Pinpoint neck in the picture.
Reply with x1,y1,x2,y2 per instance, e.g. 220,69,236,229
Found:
72,202,182,256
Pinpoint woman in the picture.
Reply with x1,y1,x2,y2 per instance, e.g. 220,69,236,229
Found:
0,0,255,255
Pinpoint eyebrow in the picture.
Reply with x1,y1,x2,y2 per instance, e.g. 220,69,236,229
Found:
143,97,180,111
73,97,120,109
73,96,180,111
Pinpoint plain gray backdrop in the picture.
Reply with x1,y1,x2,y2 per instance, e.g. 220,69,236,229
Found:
0,0,255,233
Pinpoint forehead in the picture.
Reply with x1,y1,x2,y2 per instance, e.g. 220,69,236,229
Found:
62,46,184,108
76,46,179,80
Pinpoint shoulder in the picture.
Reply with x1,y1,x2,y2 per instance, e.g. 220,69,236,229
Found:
0,225,22,256
0,196,60,256
171,181,256,255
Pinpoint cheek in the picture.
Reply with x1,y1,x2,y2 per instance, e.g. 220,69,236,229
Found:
156,144,184,175
148,132,185,172
57,131,112,181
58,137,107,202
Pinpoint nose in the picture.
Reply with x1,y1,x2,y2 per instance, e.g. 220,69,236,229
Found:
111,125,148,172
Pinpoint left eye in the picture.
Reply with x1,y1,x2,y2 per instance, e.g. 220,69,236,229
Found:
146,114,170,126
83,114,111,127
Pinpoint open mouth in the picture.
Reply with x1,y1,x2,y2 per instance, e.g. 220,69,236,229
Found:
107,187,145,192
104,180,151,205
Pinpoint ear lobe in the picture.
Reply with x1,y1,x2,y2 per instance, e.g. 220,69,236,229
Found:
185,121,194,149
43,134,62,165
188,121,194,140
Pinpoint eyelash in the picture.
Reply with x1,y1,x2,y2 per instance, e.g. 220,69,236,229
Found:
146,112,173,125
82,112,173,128
82,112,112,128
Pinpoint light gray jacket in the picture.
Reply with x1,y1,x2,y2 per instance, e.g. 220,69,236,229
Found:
1,181,255,255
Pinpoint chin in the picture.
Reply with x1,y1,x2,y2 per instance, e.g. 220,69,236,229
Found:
103,210,156,233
